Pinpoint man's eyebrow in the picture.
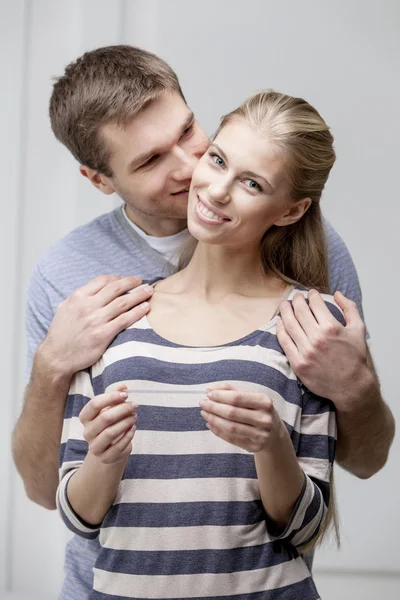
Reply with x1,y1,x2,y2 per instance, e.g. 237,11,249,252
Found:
127,112,195,173
211,142,274,192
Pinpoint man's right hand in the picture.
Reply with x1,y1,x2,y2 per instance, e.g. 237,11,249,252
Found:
37,274,153,378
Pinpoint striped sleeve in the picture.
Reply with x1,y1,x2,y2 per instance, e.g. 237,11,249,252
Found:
56,369,100,539
268,391,336,548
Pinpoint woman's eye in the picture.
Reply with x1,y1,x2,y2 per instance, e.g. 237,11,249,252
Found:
244,178,262,191
211,154,225,168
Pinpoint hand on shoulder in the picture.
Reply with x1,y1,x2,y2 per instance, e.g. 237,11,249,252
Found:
275,288,372,410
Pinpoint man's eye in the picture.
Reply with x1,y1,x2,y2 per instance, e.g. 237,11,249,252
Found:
182,123,194,137
210,153,225,168
243,178,262,192
142,155,159,168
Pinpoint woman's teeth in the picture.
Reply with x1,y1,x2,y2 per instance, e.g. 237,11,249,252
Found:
198,200,225,221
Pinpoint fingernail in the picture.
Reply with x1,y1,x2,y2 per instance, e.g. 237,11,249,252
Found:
207,392,213,399
199,400,205,407
141,302,150,310
143,285,154,293
119,392,128,399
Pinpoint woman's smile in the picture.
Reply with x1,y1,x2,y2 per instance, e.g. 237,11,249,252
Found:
195,195,231,225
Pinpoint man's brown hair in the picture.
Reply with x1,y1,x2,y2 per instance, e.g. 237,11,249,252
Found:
49,45,184,176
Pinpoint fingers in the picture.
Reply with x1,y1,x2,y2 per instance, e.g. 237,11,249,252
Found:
89,413,136,456
203,411,272,454
279,300,310,353
204,389,270,411
74,274,121,297
95,276,146,307
205,425,257,453
99,428,135,464
275,319,300,365
202,410,259,440
85,401,137,443
80,389,130,424
80,386,138,463
307,289,339,326
333,291,362,326
103,284,154,322
290,293,319,337
200,396,272,428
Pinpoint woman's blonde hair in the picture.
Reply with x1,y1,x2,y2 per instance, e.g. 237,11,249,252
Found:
218,90,335,292
222,91,338,549
180,90,339,548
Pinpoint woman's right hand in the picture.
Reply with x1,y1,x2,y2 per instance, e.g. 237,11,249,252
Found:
79,384,137,465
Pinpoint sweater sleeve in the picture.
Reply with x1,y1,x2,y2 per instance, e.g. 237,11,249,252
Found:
25,262,57,381
267,390,336,547
56,369,101,539
324,217,365,323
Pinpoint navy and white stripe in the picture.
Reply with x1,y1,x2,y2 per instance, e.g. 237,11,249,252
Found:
57,288,343,599
26,205,362,600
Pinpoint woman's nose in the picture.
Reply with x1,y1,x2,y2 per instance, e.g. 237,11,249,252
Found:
208,181,231,203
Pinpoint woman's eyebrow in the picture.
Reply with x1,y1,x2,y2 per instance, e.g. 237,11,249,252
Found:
241,169,274,193
210,143,228,163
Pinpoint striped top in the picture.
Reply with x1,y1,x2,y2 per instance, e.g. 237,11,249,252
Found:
57,287,344,600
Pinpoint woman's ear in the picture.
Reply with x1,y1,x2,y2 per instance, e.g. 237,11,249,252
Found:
273,197,312,227
79,165,115,195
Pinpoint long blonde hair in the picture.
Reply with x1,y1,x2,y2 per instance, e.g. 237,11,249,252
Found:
217,90,335,292
180,91,339,549
224,91,338,549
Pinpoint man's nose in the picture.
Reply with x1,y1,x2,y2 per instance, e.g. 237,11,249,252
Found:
171,147,198,181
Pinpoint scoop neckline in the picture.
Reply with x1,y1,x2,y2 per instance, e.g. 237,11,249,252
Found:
140,284,296,349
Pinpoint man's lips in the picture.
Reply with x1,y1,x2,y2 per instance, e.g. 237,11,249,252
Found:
171,185,191,195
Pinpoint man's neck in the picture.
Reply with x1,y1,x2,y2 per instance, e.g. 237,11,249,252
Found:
124,205,187,237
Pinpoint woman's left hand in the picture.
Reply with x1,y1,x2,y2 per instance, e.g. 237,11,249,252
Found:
199,383,285,453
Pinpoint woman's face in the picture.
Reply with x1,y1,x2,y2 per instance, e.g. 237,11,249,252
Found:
187,119,303,249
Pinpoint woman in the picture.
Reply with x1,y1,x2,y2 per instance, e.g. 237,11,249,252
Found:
57,91,343,599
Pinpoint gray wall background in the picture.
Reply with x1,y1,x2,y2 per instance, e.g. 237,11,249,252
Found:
1,1,399,598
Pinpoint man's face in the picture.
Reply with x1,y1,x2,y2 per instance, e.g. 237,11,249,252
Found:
101,92,209,231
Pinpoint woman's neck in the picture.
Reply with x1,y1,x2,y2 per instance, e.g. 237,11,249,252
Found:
175,241,286,300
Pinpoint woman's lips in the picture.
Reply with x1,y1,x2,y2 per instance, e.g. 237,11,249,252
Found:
195,196,231,225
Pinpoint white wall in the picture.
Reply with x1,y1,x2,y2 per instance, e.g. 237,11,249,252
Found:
1,1,399,597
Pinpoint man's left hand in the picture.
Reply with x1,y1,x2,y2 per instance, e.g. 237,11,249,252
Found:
276,289,372,412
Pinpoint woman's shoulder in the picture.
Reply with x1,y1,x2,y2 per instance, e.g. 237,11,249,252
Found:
288,286,345,326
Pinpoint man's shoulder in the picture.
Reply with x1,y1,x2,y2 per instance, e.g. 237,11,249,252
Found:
31,208,130,296
323,216,354,263
30,206,171,300
41,208,121,262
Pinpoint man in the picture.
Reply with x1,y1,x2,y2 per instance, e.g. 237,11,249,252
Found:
12,45,394,598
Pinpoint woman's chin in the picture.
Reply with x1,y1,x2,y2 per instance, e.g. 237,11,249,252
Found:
187,220,218,244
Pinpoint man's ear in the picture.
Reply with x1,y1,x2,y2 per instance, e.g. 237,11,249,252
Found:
273,197,312,227
79,165,115,195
